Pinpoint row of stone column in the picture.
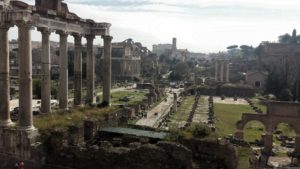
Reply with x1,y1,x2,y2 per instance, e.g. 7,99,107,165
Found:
0,23,112,131
214,60,229,82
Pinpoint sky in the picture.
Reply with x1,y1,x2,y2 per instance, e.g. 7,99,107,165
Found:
10,0,300,53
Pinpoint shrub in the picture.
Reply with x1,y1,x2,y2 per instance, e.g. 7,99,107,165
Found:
279,88,293,101
192,124,211,138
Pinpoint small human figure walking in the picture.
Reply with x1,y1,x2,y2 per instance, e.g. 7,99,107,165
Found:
13,162,19,169
19,161,24,169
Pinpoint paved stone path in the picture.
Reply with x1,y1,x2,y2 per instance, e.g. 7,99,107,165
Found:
213,97,248,105
136,88,181,128
192,96,209,123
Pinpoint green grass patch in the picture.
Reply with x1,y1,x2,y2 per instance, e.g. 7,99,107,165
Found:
111,90,147,105
168,96,195,129
34,106,117,137
214,103,255,138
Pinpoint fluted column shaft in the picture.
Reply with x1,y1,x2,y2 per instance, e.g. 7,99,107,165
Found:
86,35,95,104
18,23,34,130
39,28,51,114
73,34,82,106
58,31,68,110
0,26,12,127
102,36,113,105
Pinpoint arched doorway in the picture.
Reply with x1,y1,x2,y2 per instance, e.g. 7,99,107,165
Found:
243,120,266,147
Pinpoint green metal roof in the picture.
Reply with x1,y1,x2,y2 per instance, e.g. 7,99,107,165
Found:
100,127,168,139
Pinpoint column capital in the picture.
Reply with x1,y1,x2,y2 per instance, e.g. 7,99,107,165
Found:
37,27,51,35
85,34,95,40
72,33,82,39
16,21,33,30
56,30,69,37
102,35,113,41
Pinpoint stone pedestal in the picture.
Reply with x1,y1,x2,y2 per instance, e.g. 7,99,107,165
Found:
86,35,95,104
18,23,35,131
0,26,12,127
0,128,39,160
68,125,83,146
102,36,113,105
84,120,95,141
58,31,69,110
39,28,51,114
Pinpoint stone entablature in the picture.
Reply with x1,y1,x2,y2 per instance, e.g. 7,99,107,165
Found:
1,0,111,36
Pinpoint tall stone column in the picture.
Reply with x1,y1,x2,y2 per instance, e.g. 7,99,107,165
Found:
0,26,12,127
18,23,34,130
57,31,68,110
86,35,95,104
38,28,51,114
73,34,82,106
215,60,218,81
226,60,230,83
220,61,224,82
102,36,113,105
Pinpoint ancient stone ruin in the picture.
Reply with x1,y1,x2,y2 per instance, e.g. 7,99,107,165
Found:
235,101,300,166
0,0,112,159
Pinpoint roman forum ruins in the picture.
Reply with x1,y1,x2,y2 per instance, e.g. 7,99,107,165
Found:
0,0,112,131
215,59,230,82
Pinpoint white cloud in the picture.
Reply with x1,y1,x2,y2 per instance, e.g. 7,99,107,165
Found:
17,0,300,52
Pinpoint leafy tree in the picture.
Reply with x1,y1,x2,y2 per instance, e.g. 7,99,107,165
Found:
33,79,41,99
169,62,190,81
279,88,293,101
227,45,238,50
279,33,292,44
265,72,285,97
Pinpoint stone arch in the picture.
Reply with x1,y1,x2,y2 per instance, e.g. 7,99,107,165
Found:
242,120,266,143
235,113,268,139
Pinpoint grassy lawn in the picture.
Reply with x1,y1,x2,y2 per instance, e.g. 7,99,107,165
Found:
168,96,195,129
111,90,147,105
34,106,117,137
214,103,255,138
214,103,262,168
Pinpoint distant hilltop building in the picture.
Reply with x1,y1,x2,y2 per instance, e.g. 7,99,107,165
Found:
152,38,190,61
99,39,149,82
152,37,205,61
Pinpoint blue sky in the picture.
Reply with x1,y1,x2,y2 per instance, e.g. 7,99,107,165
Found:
15,0,300,53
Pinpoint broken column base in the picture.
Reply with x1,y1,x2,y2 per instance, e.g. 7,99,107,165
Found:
0,127,39,160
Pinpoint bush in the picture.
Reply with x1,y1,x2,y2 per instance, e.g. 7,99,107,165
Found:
279,88,293,101
192,124,211,138
33,79,41,99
